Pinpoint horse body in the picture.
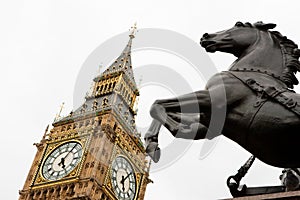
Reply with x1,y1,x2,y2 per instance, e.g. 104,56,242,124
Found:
145,21,300,168
217,71,300,168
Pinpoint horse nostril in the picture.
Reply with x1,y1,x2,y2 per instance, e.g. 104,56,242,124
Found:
203,33,209,39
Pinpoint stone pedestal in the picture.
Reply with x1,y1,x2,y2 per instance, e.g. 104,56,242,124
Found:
226,191,300,200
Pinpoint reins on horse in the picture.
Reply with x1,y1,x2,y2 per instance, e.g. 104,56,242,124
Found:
228,71,300,117
231,67,287,85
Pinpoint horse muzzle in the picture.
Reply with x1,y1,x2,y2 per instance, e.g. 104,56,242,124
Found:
200,40,216,48
200,39,217,52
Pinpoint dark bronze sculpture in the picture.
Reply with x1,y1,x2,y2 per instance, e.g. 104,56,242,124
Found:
144,21,300,170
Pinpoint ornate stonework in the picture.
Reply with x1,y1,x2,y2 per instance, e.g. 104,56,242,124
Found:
19,27,151,200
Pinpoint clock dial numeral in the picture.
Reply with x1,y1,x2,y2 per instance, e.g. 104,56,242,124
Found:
110,156,136,200
42,142,83,181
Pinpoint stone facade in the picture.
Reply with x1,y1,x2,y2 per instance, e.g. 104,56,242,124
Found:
19,27,151,200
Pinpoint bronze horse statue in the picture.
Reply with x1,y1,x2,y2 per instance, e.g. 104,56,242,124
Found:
144,21,300,168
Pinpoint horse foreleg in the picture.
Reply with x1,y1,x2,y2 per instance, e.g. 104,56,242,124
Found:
144,114,209,163
168,113,209,140
152,90,211,113
145,90,213,162
149,90,211,134
144,119,162,163
175,122,209,140
145,105,184,163
149,103,183,131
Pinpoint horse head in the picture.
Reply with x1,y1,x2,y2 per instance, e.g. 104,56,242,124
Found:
200,21,276,57
201,21,300,88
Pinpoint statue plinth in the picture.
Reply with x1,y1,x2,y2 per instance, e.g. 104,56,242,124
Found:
226,190,300,200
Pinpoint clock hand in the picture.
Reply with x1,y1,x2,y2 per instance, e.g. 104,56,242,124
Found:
123,172,132,182
58,157,65,168
121,175,125,191
120,172,132,191
62,144,78,165
57,144,77,169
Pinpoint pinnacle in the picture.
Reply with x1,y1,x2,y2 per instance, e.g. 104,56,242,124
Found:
101,35,137,89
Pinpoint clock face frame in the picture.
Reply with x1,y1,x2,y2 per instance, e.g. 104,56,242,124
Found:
111,156,137,200
42,141,83,181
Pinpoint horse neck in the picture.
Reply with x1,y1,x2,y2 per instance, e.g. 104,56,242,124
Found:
230,32,285,76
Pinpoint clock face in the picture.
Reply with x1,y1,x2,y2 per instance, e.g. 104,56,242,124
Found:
111,156,136,200
42,141,83,181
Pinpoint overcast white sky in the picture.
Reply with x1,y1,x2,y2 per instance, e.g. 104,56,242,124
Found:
2,0,300,199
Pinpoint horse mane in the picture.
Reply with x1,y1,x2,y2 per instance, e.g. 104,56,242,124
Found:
272,31,300,88
243,22,300,88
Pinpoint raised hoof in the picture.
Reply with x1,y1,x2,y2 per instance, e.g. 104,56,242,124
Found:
145,137,161,163
146,142,161,163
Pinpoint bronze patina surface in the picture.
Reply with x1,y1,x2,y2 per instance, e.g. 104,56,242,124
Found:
145,22,300,169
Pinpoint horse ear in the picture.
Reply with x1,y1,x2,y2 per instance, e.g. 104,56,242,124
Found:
254,21,277,30
263,23,277,29
293,48,300,56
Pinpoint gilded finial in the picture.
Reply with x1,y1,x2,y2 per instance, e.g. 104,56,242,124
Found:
55,102,65,121
147,159,152,174
42,124,49,140
138,75,143,89
98,63,103,74
129,22,137,39
44,124,49,135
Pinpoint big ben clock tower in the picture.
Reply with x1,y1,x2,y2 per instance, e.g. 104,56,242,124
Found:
19,25,152,200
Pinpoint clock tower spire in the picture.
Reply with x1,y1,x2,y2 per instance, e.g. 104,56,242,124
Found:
19,25,151,200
